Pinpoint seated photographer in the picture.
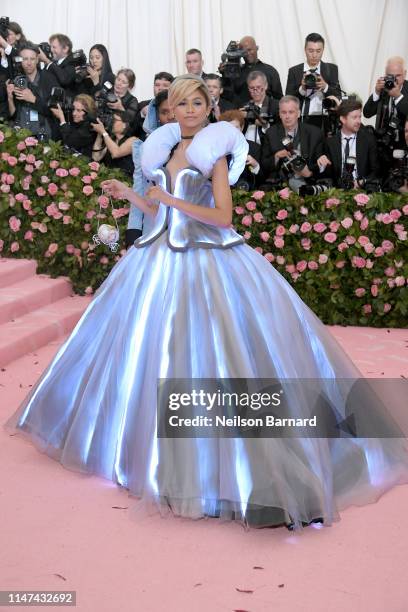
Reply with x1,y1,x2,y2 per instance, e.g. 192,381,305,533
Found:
50,94,97,157
241,71,279,145
220,109,262,190
6,42,59,140
104,69,139,128
204,73,234,122
318,99,379,190
221,36,282,108
286,32,342,131
134,71,174,139
260,95,324,192
76,44,115,98
91,111,137,177
38,34,78,99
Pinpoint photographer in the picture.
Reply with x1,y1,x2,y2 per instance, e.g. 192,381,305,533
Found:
38,33,81,99
91,111,137,177
50,94,97,157
76,44,115,98
318,99,379,189
220,109,262,190
260,95,324,192
241,71,279,145
204,73,234,122
363,56,408,174
286,32,342,131
106,69,139,126
384,118,408,193
221,36,282,107
0,20,27,78
6,42,59,140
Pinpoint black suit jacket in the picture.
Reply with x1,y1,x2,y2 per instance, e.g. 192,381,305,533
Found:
323,128,379,185
46,55,78,98
286,61,341,114
363,80,408,140
261,122,324,178
242,95,279,144
222,59,283,107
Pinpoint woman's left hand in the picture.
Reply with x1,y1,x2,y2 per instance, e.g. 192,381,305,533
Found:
146,184,172,205
91,118,106,134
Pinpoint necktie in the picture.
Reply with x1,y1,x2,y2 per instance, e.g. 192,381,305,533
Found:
343,137,351,168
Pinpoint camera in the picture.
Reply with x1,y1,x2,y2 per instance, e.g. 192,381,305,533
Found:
298,180,332,196
95,81,117,131
242,100,274,126
13,74,28,89
357,177,382,193
304,71,318,90
384,74,397,91
376,116,400,148
339,155,356,190
47,86,72,112
0,16,10,39
322,97,338,110
220,41,247,79
39,42,53,61
386,149,408,191
98,80,117,105
68,49,88,82
281,136,307,174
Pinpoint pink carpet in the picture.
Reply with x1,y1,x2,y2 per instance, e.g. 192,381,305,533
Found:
1,265,408,611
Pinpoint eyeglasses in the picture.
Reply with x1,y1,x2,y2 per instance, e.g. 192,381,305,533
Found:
248,86,265,92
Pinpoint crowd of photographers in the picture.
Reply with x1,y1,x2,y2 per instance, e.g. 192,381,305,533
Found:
1,17,407,204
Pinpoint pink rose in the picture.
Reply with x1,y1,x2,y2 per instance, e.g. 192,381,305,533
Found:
10,241,19,252
7,156,17,167
0,239,4,251
313,222,326,233
374,247,384,257
276,209,288,220
25,136,38,146
48,183,58,196
46,203,59,217
387,278,395,288
381,240,394,253
329,221,340,232
354,210,363,221
58,201,70,210
63,216,72,225
275,225,286,236
245,201,256,211
9,216,21,232
1,152,10,161
88,161,100,172
371,285,378,297
291,272,300,281
253,212,265,223
1,184,10,193
301,238,311,250
360,217,369,230
358,235,370,246
242,215,252,227
286,264,296,273
383,303,392,313
100,256,109,264
9,194,15,207
324,232,337,243
402,204,408,215
289,224,299,233
274,237,285,248
24,230,34,241
296,260,307,272
335,260,346,268
254,246,263,254
56,168,69,177
36,187,46,197
69,167,81,177
83,185,94,196
345,235,356,245
35,160,43,169
300,206,308,215
39,223,48,233
276,255,285,265
382,213,393,224
300,222,312,233
338,242,348,252
86,210,96,219
264,253,274,262
65,244,75,254
260,231,270,242
49,160,60,169
24,164,34,174
243,231,251,240
41,175,50,184
354,193,370,205
6,174,15,184
385,267,395,277
252,190,265,200
308,260,318,270
395,276,405,287
325,197,340,208
363,243,375,254
84,223,91,232
365,259,374,269
82,175,93,184
341,217,353,229
363,304,372,314
48,243,58,254
0,131,4,144
85,286,94,295
352,256,366,268
17,141,26,151
318,254,328,264
390,209,402,221
278,187,290,200
234,206,244,215
15,192,26,202
355,288,366,297
26,154,36,164
397,231,407,241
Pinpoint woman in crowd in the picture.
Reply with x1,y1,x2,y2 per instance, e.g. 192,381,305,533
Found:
91,110,136,176
106,69,139,125
50,94,97,157
76,44,115,97
220,108,262,190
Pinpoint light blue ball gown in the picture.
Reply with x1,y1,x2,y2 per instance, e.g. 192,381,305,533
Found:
6,122,408,529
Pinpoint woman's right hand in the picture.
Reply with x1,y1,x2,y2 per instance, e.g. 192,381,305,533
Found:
101,179,130,200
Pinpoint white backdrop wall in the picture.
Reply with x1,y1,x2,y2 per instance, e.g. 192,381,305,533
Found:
2,0,408,103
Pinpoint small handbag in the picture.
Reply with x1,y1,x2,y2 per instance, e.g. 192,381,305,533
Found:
92,193,120,252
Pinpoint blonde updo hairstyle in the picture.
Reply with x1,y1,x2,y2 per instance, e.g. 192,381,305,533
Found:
168,74,211,110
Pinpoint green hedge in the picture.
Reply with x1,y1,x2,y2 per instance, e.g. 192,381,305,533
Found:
1,124,407,326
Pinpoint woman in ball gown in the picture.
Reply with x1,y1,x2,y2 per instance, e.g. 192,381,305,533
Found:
6,75,408,530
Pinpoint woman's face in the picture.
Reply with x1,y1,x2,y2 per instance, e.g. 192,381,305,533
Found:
172,90,209,132
7,30,17,46
114,73,130,97
112,114,126,136
72,101,87,123
90,49,103,71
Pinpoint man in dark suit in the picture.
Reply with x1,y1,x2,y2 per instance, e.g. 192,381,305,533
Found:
241,71,279,145
318,99,379,188
221,36,282,108
260,95,323,191
363,56,408,148
37,33,78,100
286,32,341,131
204,73,234,122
